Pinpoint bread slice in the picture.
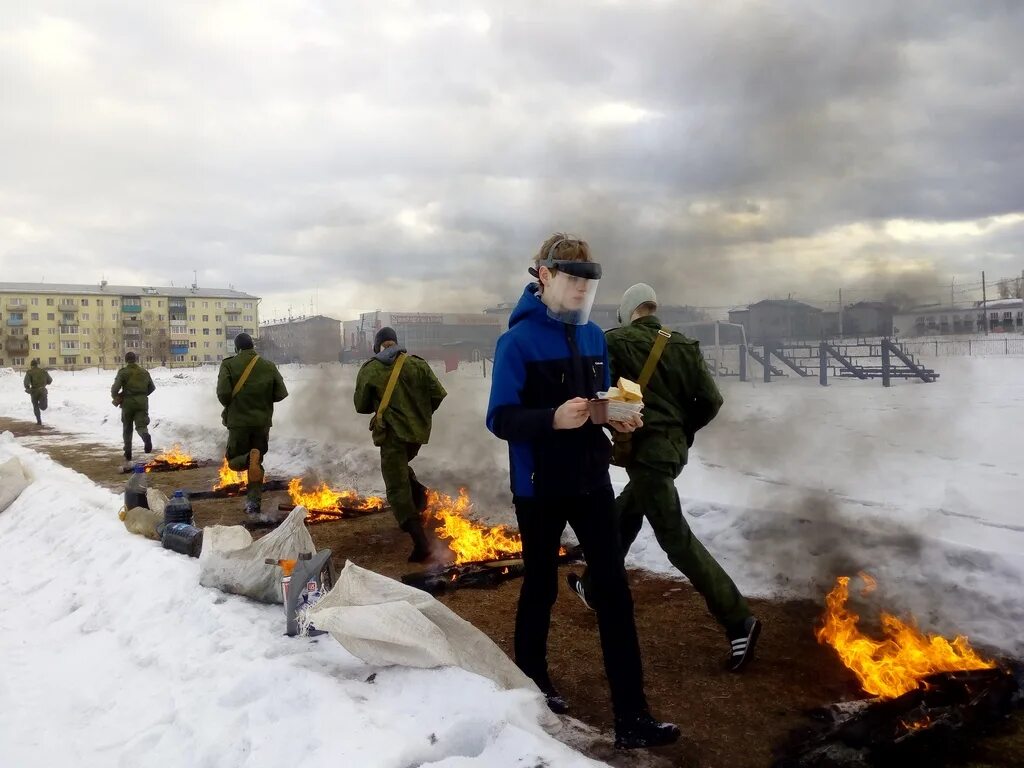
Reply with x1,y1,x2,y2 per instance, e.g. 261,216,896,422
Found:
618,377,643,402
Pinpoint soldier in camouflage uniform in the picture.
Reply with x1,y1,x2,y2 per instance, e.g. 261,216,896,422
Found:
569,284,761,671
217,333,288,519
354,327,447,562
110,352,156,462
23,359,52,426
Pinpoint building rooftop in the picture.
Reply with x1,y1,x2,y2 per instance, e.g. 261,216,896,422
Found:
0,281,258,300
261,314,340,327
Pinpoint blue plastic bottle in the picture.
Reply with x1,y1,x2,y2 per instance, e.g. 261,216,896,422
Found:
124,464,148,510
164,490,194,526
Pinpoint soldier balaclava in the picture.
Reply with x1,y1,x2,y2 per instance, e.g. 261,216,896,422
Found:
124,352,137,364
617,283,658,325
373,327,398,354
234,332,254,352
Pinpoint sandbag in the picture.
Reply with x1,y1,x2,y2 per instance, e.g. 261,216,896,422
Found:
307,562,537,692
0,456,31,513
122,506,163,540
198,506,315,604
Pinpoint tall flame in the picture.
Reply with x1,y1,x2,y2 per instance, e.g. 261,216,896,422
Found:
287,478,385,514
816,574,995,699
213,459,247,490
428,487,529,565
145,444,196,471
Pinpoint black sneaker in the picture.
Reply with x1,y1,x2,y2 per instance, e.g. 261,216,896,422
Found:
614,711,680,749
726,616,761,672
143,435,153,453
123,449,132,462
538,683,569,715
566,573,595,611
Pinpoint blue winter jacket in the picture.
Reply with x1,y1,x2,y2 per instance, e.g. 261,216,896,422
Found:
486,284,613,498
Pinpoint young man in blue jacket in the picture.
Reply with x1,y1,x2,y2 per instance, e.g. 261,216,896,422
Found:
486,234,679,750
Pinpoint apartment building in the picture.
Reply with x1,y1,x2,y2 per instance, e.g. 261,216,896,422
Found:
259,315,341,364
0,282,260,371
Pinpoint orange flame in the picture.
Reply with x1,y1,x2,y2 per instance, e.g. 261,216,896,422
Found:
213,459,247,490
144,444,196,471
287,478,385,517
816,574,995,699
427,487,564,565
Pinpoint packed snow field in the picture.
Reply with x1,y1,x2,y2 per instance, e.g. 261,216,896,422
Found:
0,437,599,768
1,355,1023,765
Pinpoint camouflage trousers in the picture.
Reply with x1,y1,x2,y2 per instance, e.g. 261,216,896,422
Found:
584,432,750,630
29,389,48,422
379,437,427,527
226,427,270,503
121,406,150,453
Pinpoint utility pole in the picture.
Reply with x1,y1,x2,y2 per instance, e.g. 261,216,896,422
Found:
950,277,955,308
838,288,843,337
982,271,989,335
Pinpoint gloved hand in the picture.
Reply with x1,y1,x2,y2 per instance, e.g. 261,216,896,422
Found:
25,388,31,394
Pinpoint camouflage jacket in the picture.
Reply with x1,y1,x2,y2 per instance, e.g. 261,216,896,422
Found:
216,349,288,428
354,347,447,445
111,363,156,411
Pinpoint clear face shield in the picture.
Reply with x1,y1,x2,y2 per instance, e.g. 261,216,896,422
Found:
534,259,602,325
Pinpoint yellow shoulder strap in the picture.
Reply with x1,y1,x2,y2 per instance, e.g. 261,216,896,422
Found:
376,353,407,421
232,355,261,398
637,329,671,391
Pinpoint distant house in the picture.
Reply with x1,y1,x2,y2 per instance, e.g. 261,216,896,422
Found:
259,315,341,364
730,299,823,343
842,302,897,337
892,299,1024,337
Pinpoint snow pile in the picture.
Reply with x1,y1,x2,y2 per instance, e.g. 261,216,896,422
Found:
0,437,600,767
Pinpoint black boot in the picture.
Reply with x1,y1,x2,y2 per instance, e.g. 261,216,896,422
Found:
123,448,132,462
400,517,431,563
143,434,153,453
538,681,569,714
614,711,681,750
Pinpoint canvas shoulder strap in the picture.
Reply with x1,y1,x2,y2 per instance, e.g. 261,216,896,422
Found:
637,329,672,391
376,353,407,421
232,355,261,398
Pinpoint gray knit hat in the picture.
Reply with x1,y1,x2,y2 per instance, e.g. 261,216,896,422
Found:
617,283,658,325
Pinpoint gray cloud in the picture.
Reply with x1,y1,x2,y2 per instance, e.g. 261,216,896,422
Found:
1,1,1022,317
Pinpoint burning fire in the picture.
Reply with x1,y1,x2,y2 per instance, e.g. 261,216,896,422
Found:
213,459,247,490
428,487,565,565
144,444,195,471
817,573,995,699
287,478,385,515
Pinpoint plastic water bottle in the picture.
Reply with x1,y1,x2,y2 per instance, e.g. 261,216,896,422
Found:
124,464,148,510
163,490,194,526
161,523,203,558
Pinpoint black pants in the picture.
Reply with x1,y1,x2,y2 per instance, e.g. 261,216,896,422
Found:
514,488,647,717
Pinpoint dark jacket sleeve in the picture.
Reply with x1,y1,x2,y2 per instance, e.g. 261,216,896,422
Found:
146,372,156,395
111,370,124,398
216,362,232,407
686,346,724,436
272,365,288,402
425,364,447,413
486,334,556,441
46,372,53,386
353,364,376,414
23,372,30,390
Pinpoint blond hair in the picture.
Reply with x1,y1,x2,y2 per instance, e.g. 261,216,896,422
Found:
534,233,592,267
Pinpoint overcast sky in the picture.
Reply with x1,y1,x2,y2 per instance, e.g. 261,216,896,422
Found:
1,1,1022,320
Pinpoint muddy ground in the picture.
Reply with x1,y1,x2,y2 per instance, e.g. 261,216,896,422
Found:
3,416,1021,768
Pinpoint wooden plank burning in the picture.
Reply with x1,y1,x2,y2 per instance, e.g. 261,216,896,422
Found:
402,545,583,595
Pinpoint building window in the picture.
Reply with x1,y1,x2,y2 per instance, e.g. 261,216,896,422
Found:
63,357,75,365
188,315,195,322
84,356,91,364
82,299,89,306
190,341,197,348
46,298,54,305
48,343,56,350
31,343,39,350
215,328,222,335
204,341,210,348
47,313,54,320
203,302,208,308
31,298,38,305
202,314,209,322
244,315,253,321
202,328,210,335
191,355,198,362
244,302,252,309
49,357,56,364
215,315,221,322
31,328,39,336
31,312,39,320
13,357,25,366
189,328,197,335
